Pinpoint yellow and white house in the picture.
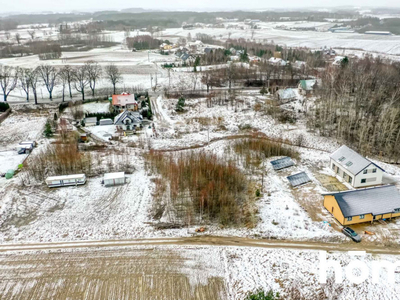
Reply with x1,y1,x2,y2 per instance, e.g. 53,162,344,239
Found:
323,185,400,225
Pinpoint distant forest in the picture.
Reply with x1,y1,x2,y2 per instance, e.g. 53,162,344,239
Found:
1,10,359,30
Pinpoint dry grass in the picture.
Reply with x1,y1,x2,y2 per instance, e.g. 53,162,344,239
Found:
231,138,299,170
145,150,254,226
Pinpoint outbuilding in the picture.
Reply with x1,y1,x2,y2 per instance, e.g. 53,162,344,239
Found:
99,118,113,125
45,174,86,187
85,117,97,127
103,172,125,187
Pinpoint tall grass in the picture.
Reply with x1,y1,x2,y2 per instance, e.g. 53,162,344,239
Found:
145,150,253,226
232,138,298,170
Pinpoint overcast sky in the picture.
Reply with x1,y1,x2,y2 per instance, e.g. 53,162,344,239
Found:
2,0,400,14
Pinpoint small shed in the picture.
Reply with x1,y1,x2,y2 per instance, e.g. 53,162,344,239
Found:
271,157,295,170
99,118,113,125
287,172,311,187
104,172,125,187
85,117,97,126
20,141,36,147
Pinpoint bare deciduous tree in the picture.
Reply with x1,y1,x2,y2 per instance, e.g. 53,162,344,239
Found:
30,68,40,105
105,64,122,95
27,30,36,40
19,68,33,102
60,65,74,98
0,65,18,102
86,61,102,96
15,33,21,44
73,65,89,100
37,64,58,100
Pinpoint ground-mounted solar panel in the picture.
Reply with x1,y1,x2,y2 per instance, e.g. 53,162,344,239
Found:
270,157,295,170
287,172,311,187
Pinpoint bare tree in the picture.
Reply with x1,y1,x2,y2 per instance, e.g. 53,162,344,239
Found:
30,69,40,105
86,61,102,97
5,31,11,40
27,30,36,40
60,65,74,98
73,65,89,100
37,65,58,100
105,64,122,95
15,33,21,44
0,65,18,102
19,68,33,102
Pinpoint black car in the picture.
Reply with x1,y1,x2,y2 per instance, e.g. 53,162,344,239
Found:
342,227,361,242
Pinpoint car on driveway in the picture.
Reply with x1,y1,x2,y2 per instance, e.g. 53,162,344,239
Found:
342,227,361,242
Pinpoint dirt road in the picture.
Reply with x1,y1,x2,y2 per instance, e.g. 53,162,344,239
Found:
1,235,399,255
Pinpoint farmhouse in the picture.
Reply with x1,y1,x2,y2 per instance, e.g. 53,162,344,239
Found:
323,185,400,225
114,110,143,132
330,145,384,188
112,93,138,112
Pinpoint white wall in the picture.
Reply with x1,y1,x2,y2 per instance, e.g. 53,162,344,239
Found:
330,159,383,188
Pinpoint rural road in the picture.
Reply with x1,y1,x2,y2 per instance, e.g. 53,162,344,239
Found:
1,236,399,255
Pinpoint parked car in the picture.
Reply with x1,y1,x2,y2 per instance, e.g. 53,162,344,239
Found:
342,227,361,242
17,148,26,155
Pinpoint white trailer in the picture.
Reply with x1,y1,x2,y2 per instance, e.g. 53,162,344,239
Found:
20,141,37,147
103,172,125,187
45,174,86,188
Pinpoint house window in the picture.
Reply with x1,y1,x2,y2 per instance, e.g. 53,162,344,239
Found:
345,161,353,167
361,179,366,183
338,156,346,162
372,168,377,173
363,170,368,174
395,208,400,213
348,176,352,184
336,167,340,174
332,163,336,170
332,207,334,213
360,214,365,219
347,217,352,221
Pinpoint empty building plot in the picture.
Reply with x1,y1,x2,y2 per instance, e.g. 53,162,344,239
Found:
271,157,295,170
287,172,311,187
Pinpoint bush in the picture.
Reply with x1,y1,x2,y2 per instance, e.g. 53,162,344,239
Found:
256,189,261,197
44,121,53,137
0,102,10,112
245,289,280,300
175,96,186,112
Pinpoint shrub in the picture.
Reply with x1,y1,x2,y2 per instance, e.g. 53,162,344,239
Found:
256,189,261,197
0,102,10,112
175,96,186,112
245,289,280,300
44,121,53,137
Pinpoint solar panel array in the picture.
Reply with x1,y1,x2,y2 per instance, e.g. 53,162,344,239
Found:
270,157,295,170
287,172,311,187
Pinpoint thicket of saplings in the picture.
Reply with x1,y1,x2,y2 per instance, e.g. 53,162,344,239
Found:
20,134,135,185
145,150,255,227
231,139,299,170
308,57,400,162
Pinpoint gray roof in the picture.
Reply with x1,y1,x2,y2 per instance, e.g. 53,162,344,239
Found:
325,185,400,217
271,157,295,170
287,172,311,187
330,145,383,175
114,110,142,126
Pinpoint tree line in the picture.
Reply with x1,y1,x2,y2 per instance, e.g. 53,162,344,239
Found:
308,57,400,162
0,62,123,103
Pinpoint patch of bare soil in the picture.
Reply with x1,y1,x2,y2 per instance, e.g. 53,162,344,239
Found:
0,247,227,300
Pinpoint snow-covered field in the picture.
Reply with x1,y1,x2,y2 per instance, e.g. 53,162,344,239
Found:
2,245,400,300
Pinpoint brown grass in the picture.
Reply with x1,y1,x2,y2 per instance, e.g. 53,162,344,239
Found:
232,138,298,169
145,150,254,226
